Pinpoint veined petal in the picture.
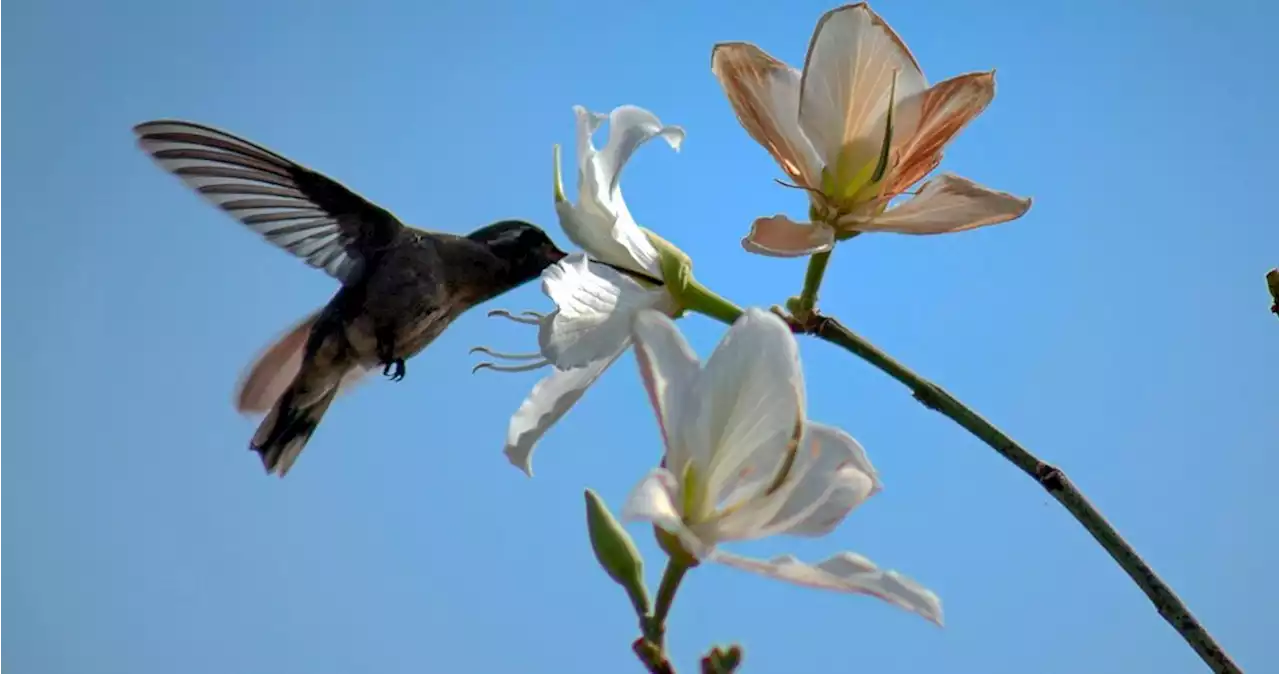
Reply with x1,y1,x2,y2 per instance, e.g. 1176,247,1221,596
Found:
597,105,686,195
503,346,626,476
631,310,700,461
621,468,715,558
554,199,634,273
568,105,681,275
711,550,944,625
853,173,1032,234
742,215,836,258
711,42,823,189
724,422,879,540
888,71,997,195
539,254,673,369
798,3,928,170
689,309,805,512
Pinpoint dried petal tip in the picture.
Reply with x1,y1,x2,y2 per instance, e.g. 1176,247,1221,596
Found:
1266,269,1278,314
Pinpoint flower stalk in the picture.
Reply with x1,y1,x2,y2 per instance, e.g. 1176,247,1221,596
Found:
789,309,1242,674
792,249,833,322
646,230,744,325
633,547,696,674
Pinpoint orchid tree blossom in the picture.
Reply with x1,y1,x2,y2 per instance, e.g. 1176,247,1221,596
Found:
474,105,685,476
620,307,943,624
711,2,1032,257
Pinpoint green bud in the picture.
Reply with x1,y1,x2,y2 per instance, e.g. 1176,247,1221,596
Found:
784,295,805,315
701,645,744,674
584,489,650,617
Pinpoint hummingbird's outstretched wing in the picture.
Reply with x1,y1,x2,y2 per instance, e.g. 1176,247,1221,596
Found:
134,120,403,284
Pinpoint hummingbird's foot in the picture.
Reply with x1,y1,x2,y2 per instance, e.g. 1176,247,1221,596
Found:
382,359,406,382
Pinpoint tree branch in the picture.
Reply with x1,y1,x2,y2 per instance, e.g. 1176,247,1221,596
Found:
784,310,1241,674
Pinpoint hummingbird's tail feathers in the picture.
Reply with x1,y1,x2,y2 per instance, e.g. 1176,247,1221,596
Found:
236,311,371,415
250,384,341,477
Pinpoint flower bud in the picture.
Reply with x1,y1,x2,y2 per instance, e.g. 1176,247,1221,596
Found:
584,489,650,617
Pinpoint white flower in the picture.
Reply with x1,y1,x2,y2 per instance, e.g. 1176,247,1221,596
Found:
620,307,943,625
473,105,683,475
711,2,1031,257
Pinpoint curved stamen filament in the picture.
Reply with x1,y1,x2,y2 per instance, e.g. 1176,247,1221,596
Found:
471,360,550,374
487,309,544,325
469,346,544,361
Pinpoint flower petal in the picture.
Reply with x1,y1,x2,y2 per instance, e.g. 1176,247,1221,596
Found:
742,215,835,258
711,550,943,625
631,310,701,462
853,173,1032,234
539,253,673,369
888,72,997,195
621,468,714,558
503,346,625,476
687,309,805,511
798,3,928,169
565,105,681,275
720,421,879,540
711,42,823,189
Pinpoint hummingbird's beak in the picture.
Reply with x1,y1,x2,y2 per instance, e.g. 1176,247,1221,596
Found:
592,259,664,287
544,243,569,263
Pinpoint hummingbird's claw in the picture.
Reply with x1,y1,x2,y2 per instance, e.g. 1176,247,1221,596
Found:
382,359,406,382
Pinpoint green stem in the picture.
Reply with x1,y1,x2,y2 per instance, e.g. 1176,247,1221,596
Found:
795,250,833,317
805,314,1240,674
685,278,744,326
634,557,692,674
646,558,691,645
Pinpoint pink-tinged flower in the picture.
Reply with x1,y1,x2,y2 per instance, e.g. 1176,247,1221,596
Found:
620,308,943,624
712,2,1031,257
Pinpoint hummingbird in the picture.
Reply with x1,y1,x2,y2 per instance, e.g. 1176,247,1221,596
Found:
133,120,567,477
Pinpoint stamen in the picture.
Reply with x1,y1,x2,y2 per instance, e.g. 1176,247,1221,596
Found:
773,178,825,198
468,346,544,361
471,360,551,374
487,309,544,325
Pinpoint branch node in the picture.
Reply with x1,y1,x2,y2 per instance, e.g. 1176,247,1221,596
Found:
1035,464,1066,492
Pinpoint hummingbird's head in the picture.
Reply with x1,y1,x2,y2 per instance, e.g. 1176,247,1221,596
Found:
468,220,568,285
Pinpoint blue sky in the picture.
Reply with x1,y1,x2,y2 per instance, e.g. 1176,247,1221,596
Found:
3,0,1275,672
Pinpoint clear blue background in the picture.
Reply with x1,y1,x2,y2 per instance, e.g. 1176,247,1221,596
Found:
4,0,1276,672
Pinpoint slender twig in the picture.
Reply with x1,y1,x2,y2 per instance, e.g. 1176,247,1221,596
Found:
635,558,693,674
786,310,1240,674
795,250,833,318
650,559,691,638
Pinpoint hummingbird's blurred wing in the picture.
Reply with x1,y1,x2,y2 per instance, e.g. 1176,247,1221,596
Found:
134,120,403,284
234,309,372,415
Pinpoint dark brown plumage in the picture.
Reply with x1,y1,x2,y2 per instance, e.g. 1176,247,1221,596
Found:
134,120,566,476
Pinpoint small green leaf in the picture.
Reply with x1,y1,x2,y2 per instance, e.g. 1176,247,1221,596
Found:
584,489,650,617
